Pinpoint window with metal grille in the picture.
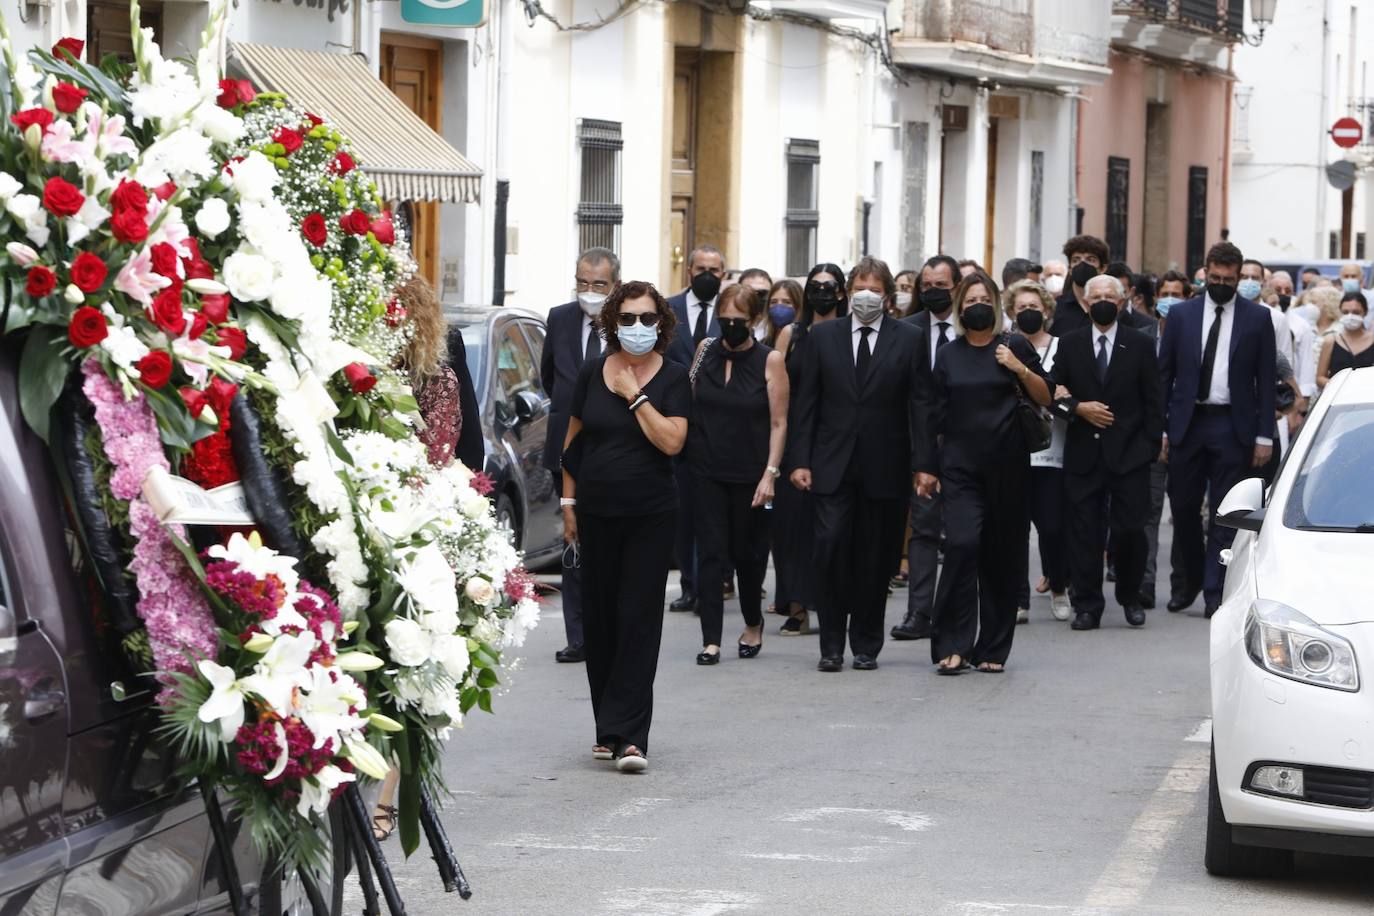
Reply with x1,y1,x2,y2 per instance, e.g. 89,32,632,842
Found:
785,139,820,277
1358,232,1367,260
576,119,623,254
1233,86,1252,149
1187,167,1209,274
1106,156,1130,262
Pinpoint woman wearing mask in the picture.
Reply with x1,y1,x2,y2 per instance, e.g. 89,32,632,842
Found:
1005,281,1071,623
764,279,803,348
1317,291,1374,388
773,265,848,635
561,282,690,772
688,285,789,663
894,270,917,317
916,272,1051,674
738,268,773,341
1307,287,1345,365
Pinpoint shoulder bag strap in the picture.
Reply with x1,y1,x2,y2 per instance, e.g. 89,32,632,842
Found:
690,337,715,388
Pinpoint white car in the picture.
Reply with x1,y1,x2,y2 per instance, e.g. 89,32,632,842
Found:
1207,367,1374,875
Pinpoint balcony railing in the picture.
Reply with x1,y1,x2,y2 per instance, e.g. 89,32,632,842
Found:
1113,0,1245,40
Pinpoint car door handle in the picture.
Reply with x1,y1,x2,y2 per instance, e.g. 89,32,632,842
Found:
24,676,66,724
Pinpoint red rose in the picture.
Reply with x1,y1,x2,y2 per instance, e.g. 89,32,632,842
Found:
188,312,208,341
200,294,231,324
10,108,53,136
206,377,239,418
216,78,256,109
150,287,187,336
52,38,83,60
184,257,213,280
180,386,208,418
342,362,376,394
368,211,395,245
152,181,177,201
149,242,180,278
68,306,107,348
109,179,149,216
25,265,56,298
339,209,371,236
182,238,202,261
69,252,108,293
273,126,303,154
301,213,328,247
216,326,247,360
42,177,83,217
51,81,88,114
110,208,148,244
384,299,407,327
136,350,173,389
329,151,356,175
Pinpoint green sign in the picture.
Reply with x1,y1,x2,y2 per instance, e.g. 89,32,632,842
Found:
401,0,486,27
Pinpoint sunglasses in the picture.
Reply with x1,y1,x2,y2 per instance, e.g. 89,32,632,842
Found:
617,312,661,327
809,281,839,293
718,317,750,329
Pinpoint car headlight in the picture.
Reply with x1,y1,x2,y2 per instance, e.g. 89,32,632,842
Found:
1245,600,1359,692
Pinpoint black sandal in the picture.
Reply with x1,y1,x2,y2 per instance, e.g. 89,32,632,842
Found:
372,804,398,840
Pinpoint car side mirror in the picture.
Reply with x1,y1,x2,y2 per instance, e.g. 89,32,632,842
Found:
1218,476,1266,532
513,389,542,424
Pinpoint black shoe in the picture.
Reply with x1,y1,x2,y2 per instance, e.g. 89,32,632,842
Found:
817,656,843,673
1070,612,1099,631
1138,593,1156,610
1167,591,1198,613
1124,604,1146,627
738,633,763,659
1204,600,1220,619
852,655,878,671
1105,564,1117,583
696,649,720,665
890,612,933,641
554,645,585,663
669,593,697,612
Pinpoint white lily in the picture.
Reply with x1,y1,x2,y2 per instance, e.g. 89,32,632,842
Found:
335,652,384,671
297,764,355,817
263,721,290,782
239,631,315,717
296,665,366,751
342,736,390,780
395,543,459,619
195,660,246,742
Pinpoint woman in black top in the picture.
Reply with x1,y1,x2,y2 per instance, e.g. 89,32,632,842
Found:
916,272,1051,674
688,284,789,664
562,281,690,773
771,265,848,635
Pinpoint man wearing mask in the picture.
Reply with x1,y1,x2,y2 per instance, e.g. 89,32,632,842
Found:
1158,242,1276,618
1338,262,1371,300
1242,260,1314,420
665,245,726,612
1050,235,1110,337
542,247,620,662
891,254,960,642
739,267,773,341
1041,259,1067,297
1051,276,1163,630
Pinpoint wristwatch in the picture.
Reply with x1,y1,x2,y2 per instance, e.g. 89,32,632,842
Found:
559,498,577,508
766,466,781,479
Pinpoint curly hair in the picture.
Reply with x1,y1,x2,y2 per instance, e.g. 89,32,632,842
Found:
1002,279,1055,320
1062,234,1109,266
597,280,676,355
396,275,449,384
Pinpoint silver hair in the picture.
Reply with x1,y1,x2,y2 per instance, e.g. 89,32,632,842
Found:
1084,274,1125,299
577,247,621,281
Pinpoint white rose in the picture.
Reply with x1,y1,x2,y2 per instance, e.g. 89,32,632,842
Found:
464,576,496,607
461,492,490,519
383,618,431,667
195,197,231,238
191,101,245,144
231,151,279,202
270,267,331,323
422,607,459,637
222,251,275,302
433,634,471,681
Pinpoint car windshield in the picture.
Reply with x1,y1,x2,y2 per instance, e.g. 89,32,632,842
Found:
458,324,486,402
1284,404,1374,531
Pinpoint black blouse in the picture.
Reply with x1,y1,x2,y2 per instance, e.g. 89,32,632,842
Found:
688,340,772,483
924,335,1049,472
569,356,691,516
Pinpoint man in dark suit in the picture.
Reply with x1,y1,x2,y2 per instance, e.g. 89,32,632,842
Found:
1051,275,1163,630
789,257,924,672
663,245,725,612
1050,234,1109,337
1158,241,1276,617
540,247,619,662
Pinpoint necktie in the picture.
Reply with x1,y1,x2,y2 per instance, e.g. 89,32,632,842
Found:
584,323,601,362
1096,334,1110,383
693,305,708,345
936,321,950,350
1197,305,1224,402
856,326,873,386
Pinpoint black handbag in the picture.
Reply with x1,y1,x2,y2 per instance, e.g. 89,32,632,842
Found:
1002,333,1052,453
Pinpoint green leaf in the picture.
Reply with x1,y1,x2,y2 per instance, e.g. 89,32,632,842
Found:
142,384,197,450
18,325,72,443
397,746,422,857
477,689,492,714
459,685,479,714
476,667,499,689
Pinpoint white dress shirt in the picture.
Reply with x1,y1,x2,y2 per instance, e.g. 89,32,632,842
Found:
851,313,884,362
685,289,717,337
927,310,955,368
1092,321,1119,370
1288,313,1317,397
1200,294,1235,406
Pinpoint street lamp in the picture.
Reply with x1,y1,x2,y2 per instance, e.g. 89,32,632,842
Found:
1245,0,1278,46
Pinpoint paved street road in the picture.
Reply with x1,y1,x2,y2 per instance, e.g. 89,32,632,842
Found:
348,524,1374,915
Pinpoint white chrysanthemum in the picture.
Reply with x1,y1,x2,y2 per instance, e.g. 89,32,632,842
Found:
222,250,275,301
134,126,216,187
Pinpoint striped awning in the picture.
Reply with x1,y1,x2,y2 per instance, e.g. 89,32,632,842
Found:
231,43,481,204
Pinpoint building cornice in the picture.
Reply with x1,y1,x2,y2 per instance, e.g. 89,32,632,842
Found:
890,39,1111,89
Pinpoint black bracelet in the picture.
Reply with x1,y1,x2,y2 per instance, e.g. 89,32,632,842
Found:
629,394,649,412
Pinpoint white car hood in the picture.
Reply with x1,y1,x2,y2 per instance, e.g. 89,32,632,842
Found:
1254,526,1374,626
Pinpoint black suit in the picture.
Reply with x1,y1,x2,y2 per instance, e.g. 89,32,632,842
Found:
788,316,923,660
1120,307,1158,341
900,314,943,632
539,300,598,648
1050,291,1091,337
1052,323,1163,620
444,325,484,471
665,290,720,598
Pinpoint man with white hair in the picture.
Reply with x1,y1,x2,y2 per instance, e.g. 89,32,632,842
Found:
1041,259,1067,297
1049,274,1163,630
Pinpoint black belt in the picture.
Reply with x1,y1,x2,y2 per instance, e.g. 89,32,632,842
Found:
1194,403,1230,415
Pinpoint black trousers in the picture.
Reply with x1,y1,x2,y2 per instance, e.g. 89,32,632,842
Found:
1168,409,1251,603
1141,459,1171,602
579,509,676,755
695,476,770,647
771,480,815,611
1016,465,1069,607
906,487,943,627
813,482,906,660
1065,461,1150,621
930,459,1029,666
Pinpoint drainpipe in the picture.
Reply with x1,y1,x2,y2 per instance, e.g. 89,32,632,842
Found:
1222,45,1233,236
1317,0,1332,256
1070,92,1082,236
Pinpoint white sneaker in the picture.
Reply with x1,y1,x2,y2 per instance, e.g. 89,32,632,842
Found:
1051,593,1072,621
1016,607,1029,624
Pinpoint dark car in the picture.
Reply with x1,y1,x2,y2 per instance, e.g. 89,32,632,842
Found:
446,306,562,570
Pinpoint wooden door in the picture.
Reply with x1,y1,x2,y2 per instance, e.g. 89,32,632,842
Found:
381,33,442,286
669,53,698,290
87,1,162,64
984,119,998,271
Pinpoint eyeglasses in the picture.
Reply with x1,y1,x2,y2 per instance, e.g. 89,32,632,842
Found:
809,281,839,293
575,278,613,293
617,312,661,327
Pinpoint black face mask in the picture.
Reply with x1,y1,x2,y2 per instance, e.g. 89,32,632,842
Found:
1207,282,1237,304
690,270,722,303
719,319,751,348
807,287,839,316
920,287,953,315
1089,300,1120,327
1071,261,1099,290
961,302,996,332
1278,294,1292,312
1015,310,1044,334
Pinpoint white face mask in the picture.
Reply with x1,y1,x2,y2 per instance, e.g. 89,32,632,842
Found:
895,291,913,310
577,291,606,316
850,289,885,324
1044,275,1064,296
1340,313,1366,333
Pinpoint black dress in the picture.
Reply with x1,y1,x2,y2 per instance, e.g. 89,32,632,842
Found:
688,340,773,647
1329,335,1374,375
772,323,816,615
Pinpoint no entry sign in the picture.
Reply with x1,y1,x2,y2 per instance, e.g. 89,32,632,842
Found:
1331,117,1364,148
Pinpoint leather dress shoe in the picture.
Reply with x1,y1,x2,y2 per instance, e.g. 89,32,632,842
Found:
1138,593,1156,610
1070,612,1099,631
669,593,697,612
817,656,844,673
1204,600,1220,619
852,655,878,671
1167,591,1198,613
1123,604,1146,627
890,612,933,640
555,645,586,663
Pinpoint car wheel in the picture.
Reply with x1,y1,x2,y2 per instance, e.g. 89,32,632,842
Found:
1205,743,1294,877
259,804,347,915
495,492,521,549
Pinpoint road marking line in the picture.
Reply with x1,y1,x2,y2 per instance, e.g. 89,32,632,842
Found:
1076,745,1209,911
608,797,672,818
492,833,654,852
954,904,1074,914
1184,718,1212,743
777,806,933,832
602,888,756,915
740,846,885,864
